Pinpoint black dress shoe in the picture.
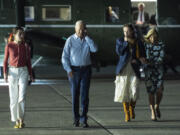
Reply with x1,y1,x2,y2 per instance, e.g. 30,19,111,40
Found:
80,123,89,128
73,122,79,127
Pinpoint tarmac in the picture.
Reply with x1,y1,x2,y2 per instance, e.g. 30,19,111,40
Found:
0,79,180,135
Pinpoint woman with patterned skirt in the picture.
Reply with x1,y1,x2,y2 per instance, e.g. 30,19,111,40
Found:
144,28,165,121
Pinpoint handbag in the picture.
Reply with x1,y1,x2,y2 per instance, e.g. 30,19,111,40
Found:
139,65,145,78
0,67,2,78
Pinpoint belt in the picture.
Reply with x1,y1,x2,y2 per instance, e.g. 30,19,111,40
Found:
9,66,26,68
71,65,91,69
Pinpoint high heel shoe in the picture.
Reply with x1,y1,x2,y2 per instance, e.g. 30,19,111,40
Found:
151,117,157,121
19,122,25,129
123,102,130,122
14,121,20,129
14,124,19,129
151,113,157,121
155,106,161,118
151,109,157,121
129,101,136,119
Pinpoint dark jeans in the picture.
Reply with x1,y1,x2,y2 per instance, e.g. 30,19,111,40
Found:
68,65,91,124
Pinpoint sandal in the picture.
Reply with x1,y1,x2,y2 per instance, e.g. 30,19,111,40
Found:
155,106,161,118
19,123,25,129
14,124,19,129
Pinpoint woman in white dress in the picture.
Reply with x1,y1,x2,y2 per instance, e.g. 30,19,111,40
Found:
114,24,146,122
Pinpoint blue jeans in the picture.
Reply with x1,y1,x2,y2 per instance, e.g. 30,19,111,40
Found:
68,66,91,123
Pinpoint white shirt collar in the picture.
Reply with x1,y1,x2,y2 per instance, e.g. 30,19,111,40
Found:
74,33,85,41
74,33,79,39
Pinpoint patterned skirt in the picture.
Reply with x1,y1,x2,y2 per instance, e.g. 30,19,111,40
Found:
144,65,164,94
114,61,140,103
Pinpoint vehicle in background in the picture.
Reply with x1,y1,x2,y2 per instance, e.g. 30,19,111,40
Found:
0,0,179,77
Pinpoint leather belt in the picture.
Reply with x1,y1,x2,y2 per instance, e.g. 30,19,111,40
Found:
71,65,91,69
9,66,26,68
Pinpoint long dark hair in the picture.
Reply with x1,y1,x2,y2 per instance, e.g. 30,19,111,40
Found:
123,23,136,39
12,27,24,34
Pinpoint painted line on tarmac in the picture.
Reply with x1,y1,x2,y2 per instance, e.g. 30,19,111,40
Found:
49,85,114,135
89,106,180,110
0,79,67,86
0,78,119,86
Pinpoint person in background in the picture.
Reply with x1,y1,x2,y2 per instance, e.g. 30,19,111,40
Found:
133,3,149,25
108,6,119,23
132,2,150,39
24,27,34,59
61,20,98,128
3,27,34,128
149,14,157,26
144,28,165,121
114,24,146,122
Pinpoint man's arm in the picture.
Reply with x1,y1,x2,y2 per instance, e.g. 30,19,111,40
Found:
85,36,98,53
145,12,150,24
132,12,138,24
61,38,72,73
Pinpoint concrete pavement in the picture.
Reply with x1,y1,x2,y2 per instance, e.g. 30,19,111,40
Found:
0,80,180,135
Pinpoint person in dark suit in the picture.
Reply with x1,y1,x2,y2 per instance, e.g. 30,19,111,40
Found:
114,24,146,122
61,20,98,128
132,3,149,25
132,3,150,38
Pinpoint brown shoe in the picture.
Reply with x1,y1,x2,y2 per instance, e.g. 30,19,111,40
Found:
123,102,130,122
129,106,135,119
129,101,136,119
